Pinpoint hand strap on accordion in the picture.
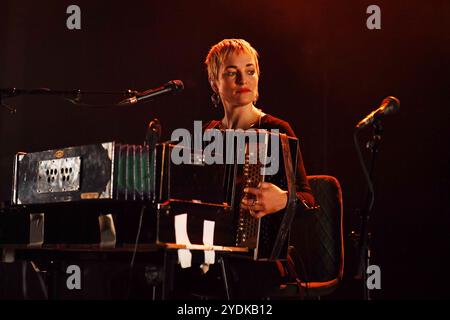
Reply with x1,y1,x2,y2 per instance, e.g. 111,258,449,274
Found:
270,133,297,260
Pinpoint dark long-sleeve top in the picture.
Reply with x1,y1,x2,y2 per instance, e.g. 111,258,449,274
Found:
203,113,315,209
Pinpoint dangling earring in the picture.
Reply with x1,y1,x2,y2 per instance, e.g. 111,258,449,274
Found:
211,92,221,108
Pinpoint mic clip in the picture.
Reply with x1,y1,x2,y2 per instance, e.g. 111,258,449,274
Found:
125,89,138,97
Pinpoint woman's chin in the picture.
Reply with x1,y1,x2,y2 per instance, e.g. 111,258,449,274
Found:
231,99,254,107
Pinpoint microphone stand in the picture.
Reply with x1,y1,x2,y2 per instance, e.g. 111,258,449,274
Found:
0,88,136,112
144,118,161,204
354,119,383,300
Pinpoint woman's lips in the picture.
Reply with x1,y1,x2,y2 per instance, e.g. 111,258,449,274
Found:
236,88,251,93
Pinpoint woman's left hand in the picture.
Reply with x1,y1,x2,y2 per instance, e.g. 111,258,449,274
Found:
240,182,288,219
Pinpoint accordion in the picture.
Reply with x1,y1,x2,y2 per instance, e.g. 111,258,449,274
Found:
151,129,299,260
11,130,298,260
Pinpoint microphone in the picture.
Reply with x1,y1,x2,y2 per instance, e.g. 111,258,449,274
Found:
356,96,400,130
118,80,184,105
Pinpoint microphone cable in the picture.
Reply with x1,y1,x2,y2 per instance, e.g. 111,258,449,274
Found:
353,129,375,281
126,204,146,299
353,130,375,213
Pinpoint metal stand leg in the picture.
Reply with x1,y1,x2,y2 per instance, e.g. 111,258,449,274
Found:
161,250,176,300
219,257,231,300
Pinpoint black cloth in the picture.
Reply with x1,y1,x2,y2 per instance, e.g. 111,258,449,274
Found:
203,113,315,209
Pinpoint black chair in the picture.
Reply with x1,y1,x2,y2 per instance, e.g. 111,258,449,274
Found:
274,175,344,298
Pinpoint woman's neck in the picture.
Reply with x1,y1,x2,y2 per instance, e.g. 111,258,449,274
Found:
222,103,261,129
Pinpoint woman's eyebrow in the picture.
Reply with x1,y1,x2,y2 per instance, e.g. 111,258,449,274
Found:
225,63,254,69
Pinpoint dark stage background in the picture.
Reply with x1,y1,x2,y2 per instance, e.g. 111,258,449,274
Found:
1,0,449,299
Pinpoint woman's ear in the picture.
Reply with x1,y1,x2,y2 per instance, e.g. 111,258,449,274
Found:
210,81,218,93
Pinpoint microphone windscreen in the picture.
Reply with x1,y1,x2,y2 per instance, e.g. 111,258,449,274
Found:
383,96,400,115
169,80,184,92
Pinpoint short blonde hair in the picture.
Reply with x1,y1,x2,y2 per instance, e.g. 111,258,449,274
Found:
204,39,260,83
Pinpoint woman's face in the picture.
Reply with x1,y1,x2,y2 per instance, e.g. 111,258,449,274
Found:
213,51,259,109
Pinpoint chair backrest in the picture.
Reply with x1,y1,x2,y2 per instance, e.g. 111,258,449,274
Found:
288,175,344,295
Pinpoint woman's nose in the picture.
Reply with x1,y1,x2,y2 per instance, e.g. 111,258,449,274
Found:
236,72,246,85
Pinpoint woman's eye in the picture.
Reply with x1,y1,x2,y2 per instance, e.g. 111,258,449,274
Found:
247,70,255,75
226,71,236,77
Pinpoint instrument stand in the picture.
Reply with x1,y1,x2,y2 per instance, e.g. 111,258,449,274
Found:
355,120,383,300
